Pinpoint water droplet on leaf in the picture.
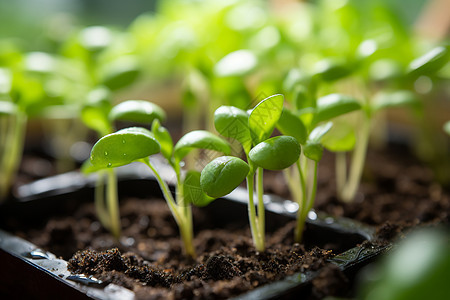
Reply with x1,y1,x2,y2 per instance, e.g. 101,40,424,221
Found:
107,163,112,167
104,151,108,156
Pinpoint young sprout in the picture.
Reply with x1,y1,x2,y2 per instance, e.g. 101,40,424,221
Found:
323,91,420,203
81,98,166,240
201,94,300,251
277,93,365,241
89,110,230,257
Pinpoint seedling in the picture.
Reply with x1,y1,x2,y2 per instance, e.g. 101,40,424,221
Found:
201,94,300,251
88,108,230,257
275,92,367,241
81,98,166,240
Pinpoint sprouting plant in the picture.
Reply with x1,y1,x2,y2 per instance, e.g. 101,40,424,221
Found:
81,98,166,240
88,108,231,257
275,92,365,241
200,94,300,251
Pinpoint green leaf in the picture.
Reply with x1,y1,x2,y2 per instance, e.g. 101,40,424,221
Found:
372,90,421,112
249,136,300,170
90,127,160,169
408,46,449,76
183,170,215,207
303,143,323,162
322,122,356,152
276,108,307,145
304,122,333,162
444,121,450,136
313,58,352,82
80,159,104,175
151,119,173,160
200,156,249,198
173,130,231,162
214,50,257,77
101,56,141,90
308,122,333,143
248,94,284,145
0,101,17,115
81,106,112,136
313,94,361,126
214,105,252,153
81,87,113,135
109,100,166,124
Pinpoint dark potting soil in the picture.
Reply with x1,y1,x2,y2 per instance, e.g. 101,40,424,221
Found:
18,198,343,300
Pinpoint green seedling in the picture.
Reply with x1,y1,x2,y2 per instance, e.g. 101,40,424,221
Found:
276,92,366,241
89,116,230,257
201,94,300,251
81,98,166,240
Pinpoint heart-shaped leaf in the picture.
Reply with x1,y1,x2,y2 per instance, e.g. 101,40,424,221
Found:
214,50,258,77
90,127,160,169
372,90,421,113
322,122,356,152
183,170,215,207
200,156,249,199
173,130,230,162
249,136,300,170
408,46,449,76
101,56,141,90
276,108,307,145
151,119,173,161
214,105,252,153
109,100,166,124
313,94,361,126
248,94,284,145
304,122,333,161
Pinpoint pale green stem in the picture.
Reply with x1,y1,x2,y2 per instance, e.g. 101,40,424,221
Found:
141,158,181,223
94,171,111,230
246,174,264,251
106,168,121,239
0,112,27,201
305,160,319,213
256,167,265,249
141,158,196,258
294,157,308,243
340,116,371,202
336,152,347,196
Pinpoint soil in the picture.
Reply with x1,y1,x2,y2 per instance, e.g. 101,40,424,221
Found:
16,197,342,300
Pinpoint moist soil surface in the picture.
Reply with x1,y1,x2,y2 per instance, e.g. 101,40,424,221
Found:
16,198,343,300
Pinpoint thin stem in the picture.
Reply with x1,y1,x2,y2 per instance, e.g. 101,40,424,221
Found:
306,160,318,213
246,174,264,251
141,158,181,222
141,157,196,258
294,157,308,243
336,152,347,196
256,167,265,249
106,168,121,239
341,115,371,202
95,171,111,230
